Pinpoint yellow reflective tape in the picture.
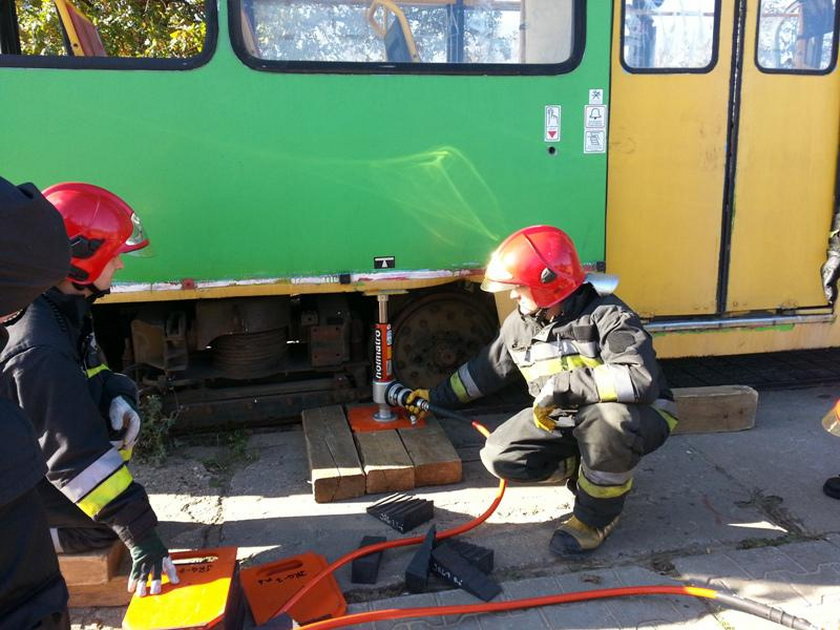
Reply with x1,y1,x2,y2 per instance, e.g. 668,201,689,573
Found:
569,356,601,368
77,465,133,517
118,447,133,462
449,372,470,404
654,407,679,432
520,356,602,382
578,473,633,499
592,365,618,402
85,364,109,378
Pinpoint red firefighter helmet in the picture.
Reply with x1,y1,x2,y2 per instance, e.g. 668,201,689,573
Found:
42,182,149,284
481,225,586,308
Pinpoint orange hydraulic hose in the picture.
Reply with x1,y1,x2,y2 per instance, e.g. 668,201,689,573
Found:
300,585,719,629
275,419,503,619
299,585,822,630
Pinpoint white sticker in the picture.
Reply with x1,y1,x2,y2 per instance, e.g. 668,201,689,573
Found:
584,105,607,129
374,256,395,269
589,89,604,105
544,105,561,142
584,129,606,154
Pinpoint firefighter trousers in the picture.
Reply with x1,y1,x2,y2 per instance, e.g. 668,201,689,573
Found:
480,402,671,528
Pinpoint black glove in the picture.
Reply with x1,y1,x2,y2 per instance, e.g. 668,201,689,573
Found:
128,529,179,596
821,252,840,305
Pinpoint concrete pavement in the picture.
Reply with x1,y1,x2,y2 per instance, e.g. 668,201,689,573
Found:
72,384,840,629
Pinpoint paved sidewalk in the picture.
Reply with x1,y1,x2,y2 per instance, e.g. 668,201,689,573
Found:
348,537,840,629
71,385,840,629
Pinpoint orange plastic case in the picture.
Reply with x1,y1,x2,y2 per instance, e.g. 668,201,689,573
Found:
240,551,347,625
122,547,240,630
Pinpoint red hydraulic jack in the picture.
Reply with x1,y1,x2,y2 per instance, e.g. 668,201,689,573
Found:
346,293,424,432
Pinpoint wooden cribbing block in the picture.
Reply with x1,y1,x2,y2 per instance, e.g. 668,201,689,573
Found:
355,430,415,495
399,417,462,487
67,574,132,608
672,385,758,434
58,539,124,586
62,541,131,608
302,405,366,503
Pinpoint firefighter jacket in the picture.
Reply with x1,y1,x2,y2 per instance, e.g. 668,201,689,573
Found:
429,283,676,424
0,175,71,626
0,288,158,548
0,401,69,629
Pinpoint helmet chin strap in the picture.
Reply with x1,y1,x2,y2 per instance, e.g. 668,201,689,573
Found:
71,282,111,303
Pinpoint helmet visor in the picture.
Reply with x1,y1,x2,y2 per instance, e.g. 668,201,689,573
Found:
480,278,517,294
120,212,150,254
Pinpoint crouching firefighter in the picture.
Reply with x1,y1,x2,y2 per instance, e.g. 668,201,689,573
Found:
404,225,678,556
0,183,179,596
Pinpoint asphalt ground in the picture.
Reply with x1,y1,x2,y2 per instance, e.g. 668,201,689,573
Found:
70,378,840,630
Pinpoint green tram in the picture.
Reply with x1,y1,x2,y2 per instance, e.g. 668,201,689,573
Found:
2,0,839,425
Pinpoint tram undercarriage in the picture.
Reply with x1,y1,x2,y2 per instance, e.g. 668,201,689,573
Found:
95,285,498,430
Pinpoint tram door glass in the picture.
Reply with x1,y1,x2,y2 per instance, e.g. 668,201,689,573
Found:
756,0,837,70
623,0,717,69
239,0,574,65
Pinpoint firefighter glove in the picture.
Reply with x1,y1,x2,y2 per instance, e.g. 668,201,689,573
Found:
533,379,557,432
110,396,141,452
405,388,430,421
821,251,840,305
128,529,179,596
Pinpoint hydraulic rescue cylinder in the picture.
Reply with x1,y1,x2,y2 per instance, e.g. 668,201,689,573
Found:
371,294,396,422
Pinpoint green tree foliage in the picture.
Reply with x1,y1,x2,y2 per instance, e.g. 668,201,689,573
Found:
17,0,206,58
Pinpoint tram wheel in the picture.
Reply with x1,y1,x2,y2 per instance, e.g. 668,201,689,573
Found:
391,291,498,389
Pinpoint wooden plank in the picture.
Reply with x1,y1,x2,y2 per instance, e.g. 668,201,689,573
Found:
354,430,415,495
65,542,130,608
673,385,758,434
302,405,366,503
399,417,462,487
67,574,132,608
58,540,124,586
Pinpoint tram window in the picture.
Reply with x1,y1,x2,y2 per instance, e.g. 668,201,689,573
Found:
3,0,208,62
756,0,837,72
622,0,719,72
235,0,578,72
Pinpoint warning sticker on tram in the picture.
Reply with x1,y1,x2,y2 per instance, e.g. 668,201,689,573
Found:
374,256,396,269
584,130,606,154
584,105,606,129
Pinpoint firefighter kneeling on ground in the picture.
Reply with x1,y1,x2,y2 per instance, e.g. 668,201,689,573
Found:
405,225,678,556
0,183,179,597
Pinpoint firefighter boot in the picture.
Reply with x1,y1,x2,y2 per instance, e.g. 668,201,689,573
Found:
823,475,840,499
549,514,619,556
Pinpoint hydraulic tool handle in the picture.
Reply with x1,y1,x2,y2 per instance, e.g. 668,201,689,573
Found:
383,382,485,431
384,382,426,411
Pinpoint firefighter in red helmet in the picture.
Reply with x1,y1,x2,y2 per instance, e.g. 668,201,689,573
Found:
406,225,677,556
0,182,179,597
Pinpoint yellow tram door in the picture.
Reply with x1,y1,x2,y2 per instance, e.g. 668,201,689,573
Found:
606,0,840,322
